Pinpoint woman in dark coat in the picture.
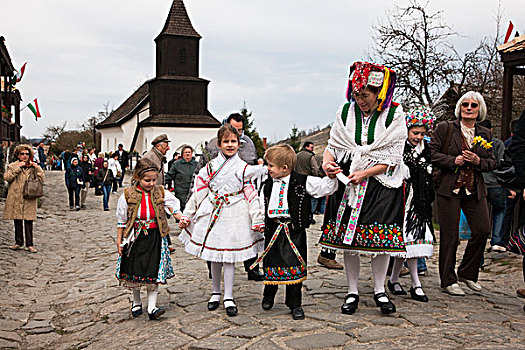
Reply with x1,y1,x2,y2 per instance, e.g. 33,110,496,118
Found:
95,160,114,211
65,157,85,211
430,91,496,296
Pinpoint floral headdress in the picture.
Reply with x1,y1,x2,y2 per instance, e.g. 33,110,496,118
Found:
405,106,435,130
346,61,397,112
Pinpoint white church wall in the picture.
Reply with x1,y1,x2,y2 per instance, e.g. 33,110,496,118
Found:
100,127,123,155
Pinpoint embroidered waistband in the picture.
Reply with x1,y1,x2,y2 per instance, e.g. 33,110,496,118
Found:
133,219,158,229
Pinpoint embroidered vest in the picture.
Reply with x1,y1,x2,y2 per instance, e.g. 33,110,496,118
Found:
263,172,311,229
123,185,170,238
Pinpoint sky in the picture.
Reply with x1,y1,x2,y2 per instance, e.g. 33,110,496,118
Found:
3,0,525,142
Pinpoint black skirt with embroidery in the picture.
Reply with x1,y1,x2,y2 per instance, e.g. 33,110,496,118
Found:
319,161,405,254
263,219,307,285
118,227,161,284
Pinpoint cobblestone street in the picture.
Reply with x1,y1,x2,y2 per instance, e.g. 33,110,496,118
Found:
1,170,524,349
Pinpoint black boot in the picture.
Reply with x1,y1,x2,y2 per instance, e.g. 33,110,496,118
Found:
262,296,274,310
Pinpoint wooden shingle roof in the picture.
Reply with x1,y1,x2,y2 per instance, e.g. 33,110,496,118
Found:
140,112,221,128
157,0,201,39
497,34,525,54
96,83,149,128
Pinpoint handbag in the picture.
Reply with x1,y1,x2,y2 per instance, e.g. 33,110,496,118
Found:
432,121,454,187
23,167,44,199
95,184,103,196
493,148,519,189
95,169,109,196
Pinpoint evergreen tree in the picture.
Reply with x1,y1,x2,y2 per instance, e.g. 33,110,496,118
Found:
240,101,265,158
288,125,301,152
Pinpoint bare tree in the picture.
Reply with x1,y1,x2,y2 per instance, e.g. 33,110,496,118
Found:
41,121,67,142
369,0,457,106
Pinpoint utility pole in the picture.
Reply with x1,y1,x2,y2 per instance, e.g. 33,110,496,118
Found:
92,117,96,149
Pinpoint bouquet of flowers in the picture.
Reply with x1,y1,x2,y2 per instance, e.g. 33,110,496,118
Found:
472,136,492,150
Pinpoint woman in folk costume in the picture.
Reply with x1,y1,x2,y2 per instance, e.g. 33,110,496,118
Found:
115,159,182,320
388,106,436,302
179,124,265,317
320,61,406,315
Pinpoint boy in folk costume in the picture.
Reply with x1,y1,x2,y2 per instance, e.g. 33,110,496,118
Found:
115,159,182,320
179,125,265,317
252,145,337,320
388,106,436,302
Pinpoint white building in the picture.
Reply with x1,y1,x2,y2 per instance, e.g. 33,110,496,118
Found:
97,0,220,156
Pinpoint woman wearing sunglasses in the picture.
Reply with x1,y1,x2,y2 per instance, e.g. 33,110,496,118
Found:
3,145,44,253
430,91,496,296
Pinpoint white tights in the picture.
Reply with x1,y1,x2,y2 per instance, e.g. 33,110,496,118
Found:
389,257,424,295
344,252,390,302
132,286,159,313
209,262,236,307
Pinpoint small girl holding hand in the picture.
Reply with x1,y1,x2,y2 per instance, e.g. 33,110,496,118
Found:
179,124,265,317
116,159,182,320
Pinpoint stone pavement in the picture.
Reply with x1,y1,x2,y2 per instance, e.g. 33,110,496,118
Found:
0,170,524,350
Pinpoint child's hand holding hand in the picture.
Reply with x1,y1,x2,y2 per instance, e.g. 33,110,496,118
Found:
179,217,190,229
252,224,265,233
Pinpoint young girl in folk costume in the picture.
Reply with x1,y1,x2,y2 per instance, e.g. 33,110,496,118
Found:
115,159,182,320
179,124,265,317
388,106,436,302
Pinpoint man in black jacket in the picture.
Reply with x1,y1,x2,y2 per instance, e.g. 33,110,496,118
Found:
117,144,129,187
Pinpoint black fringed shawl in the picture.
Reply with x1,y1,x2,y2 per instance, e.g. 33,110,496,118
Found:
403,140,435,241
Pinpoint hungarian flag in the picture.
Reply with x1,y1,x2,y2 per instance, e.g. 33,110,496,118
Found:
27,98,41,121
13,62,27,84
504,21,514,44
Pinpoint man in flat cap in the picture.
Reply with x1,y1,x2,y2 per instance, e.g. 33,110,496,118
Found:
142,134,171,187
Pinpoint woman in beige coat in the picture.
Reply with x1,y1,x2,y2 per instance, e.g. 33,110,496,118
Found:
3,145,44,253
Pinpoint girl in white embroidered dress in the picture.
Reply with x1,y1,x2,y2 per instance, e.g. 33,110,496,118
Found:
179,124,265,317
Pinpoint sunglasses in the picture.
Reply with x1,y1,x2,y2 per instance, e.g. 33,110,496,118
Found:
19,152,30,156
351,92,372,100
461,102,479,108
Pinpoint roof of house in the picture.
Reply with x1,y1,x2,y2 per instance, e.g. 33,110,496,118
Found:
156,0,201,39
140,112,221,128
96,81,220,129
497,34,525,54
96,83,150,128
0,36,15,72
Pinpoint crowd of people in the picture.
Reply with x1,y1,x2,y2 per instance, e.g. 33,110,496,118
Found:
3,60,525,321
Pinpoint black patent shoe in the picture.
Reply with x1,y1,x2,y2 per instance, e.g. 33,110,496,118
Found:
247,269,264,281
374,292,396,314
208,293,221,311
341,293,359,315
291,307,305,320
387,280,407,295
409,286,429,302
148,307,165,320
131,304,142,317
224,299,238,317
262,297,274,310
